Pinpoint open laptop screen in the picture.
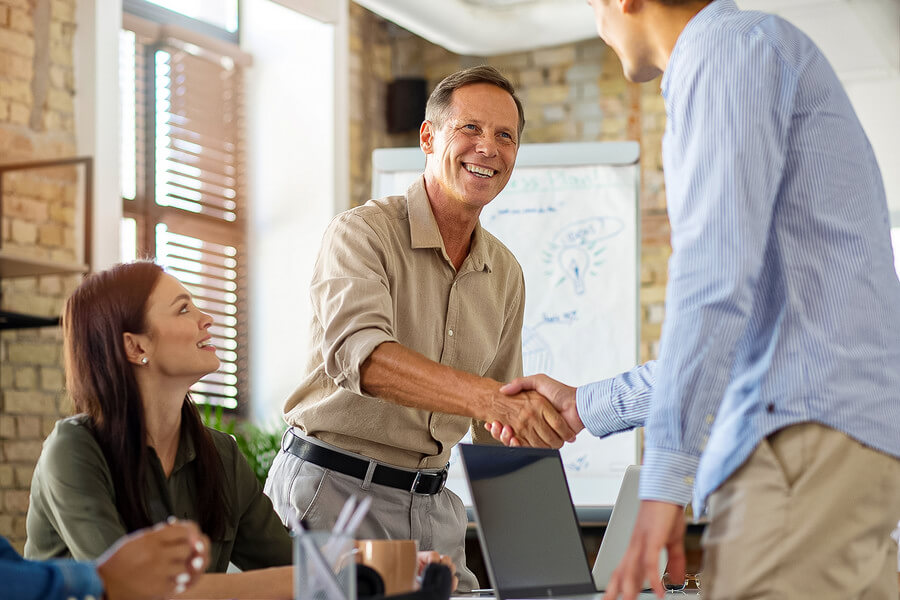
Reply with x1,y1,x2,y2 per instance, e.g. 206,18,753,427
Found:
459,444,596,599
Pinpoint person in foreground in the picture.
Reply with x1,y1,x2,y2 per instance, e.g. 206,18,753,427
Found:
491,0,900,598
3,520,208,600
265,65,575,591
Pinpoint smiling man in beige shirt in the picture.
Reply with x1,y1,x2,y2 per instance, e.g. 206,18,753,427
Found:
264,66,575,591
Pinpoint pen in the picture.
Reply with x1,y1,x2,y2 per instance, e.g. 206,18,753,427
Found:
292,516,350,600
341,495,372,539
332,495,357,537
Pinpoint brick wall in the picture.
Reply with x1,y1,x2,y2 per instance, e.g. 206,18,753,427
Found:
348,4,670,364
348,3,419,208
0,0,80,553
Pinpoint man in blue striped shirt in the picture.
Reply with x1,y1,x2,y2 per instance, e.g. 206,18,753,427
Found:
492,0,900,598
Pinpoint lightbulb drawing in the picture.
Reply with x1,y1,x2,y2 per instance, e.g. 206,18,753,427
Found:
543,217,623,296
559,245,590,295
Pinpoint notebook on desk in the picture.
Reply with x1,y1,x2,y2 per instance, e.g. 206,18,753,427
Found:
457,445,665,600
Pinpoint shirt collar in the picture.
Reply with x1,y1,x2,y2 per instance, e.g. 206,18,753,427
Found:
149,419,198,476
407,176,444,250
406,176,492,273
661,0,739,97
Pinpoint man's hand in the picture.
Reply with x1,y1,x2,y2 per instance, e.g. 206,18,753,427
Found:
485,374,584,447
359,343,572,447
487,385,577,448
603,500,685,600
358,344,575,447
416,550,458,591
97,519,210,600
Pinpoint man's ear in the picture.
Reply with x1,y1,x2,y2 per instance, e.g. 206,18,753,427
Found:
620,0,642,15
420,120,435,154
123,332,149,366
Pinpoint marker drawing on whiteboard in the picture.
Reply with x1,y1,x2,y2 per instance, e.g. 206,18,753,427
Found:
543,217,624,295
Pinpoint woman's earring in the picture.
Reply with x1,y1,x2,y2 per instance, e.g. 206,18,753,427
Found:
140,356,149,365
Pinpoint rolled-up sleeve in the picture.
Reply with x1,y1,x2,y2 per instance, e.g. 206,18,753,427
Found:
310,212,398,395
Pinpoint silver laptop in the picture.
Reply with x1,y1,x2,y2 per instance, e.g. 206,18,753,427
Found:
458,444,665,600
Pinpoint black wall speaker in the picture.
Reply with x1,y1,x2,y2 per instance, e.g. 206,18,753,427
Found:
387,77,428,134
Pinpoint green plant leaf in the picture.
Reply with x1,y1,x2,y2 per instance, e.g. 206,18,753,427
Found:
200,406,282,486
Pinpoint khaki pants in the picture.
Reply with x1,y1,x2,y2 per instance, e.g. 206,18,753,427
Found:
264,435,478,591
702,423,900,599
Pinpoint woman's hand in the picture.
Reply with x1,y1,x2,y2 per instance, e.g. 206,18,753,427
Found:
416,550,458,591
97,519,209,600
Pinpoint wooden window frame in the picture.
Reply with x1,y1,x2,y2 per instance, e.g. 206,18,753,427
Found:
121,14,250,412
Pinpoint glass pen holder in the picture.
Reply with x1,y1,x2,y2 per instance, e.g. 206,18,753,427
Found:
294,531,357,600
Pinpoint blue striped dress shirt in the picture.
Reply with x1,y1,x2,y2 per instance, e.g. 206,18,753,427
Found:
576,0,900,513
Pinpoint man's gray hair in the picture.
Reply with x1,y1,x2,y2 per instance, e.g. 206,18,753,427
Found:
425,65,525,138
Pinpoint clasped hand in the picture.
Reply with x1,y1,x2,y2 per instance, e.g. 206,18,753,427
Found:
485,374,584,448
96,519,210,600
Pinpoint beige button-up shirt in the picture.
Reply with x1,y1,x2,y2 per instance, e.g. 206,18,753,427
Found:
285,177,525,469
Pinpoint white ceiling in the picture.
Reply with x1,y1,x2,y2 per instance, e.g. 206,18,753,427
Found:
353,0,597,56
354,0,900,81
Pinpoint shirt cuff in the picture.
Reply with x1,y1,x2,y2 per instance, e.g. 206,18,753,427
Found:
331,329,395,395
50,559,105,600
576,379,631,437
638,447,699,506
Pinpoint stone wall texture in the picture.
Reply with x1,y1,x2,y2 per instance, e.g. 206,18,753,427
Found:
0,0,80,553
348,3,671,366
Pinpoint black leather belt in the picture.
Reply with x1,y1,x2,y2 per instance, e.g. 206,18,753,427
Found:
283,433,448,495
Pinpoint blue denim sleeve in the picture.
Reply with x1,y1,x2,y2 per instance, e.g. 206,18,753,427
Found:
1,536,104,600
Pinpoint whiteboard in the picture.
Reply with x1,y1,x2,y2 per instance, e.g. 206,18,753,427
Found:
372,142,641,506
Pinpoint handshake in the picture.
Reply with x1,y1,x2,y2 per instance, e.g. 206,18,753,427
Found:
482,374,584,449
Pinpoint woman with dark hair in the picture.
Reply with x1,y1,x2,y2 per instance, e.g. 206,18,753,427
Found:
24,261,295,598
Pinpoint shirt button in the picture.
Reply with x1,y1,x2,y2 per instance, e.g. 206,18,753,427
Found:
766,403,775,413
683,476,694,486
448,329,454,337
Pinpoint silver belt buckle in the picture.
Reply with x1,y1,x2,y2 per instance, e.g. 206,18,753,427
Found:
410,471,429,495
410,469,448,495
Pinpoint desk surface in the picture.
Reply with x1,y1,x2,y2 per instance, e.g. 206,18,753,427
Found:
451,592,701,599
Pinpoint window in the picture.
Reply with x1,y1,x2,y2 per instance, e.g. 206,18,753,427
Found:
123,0,239,43
120,14,248,410
143,0,239,33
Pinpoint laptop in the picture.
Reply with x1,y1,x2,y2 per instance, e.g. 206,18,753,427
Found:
457,444,666,600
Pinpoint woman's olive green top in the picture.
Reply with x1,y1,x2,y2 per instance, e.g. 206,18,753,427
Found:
24,415,292,572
